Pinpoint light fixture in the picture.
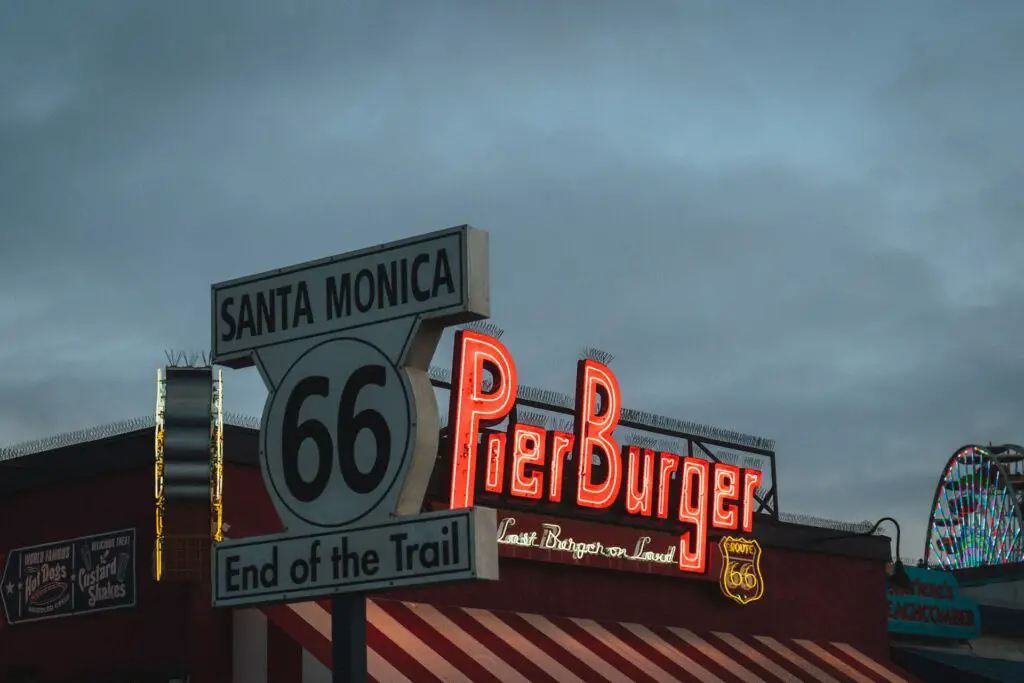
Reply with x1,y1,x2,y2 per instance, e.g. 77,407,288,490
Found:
814,515,912,590
861,517,912,590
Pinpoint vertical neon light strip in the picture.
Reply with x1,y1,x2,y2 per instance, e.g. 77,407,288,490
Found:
154,368,166,582
946,457,961,569
952,453,966,568
211,368,224,543
933,457,958,570
967,454,977,567
983,459,998,565
960,451,972,567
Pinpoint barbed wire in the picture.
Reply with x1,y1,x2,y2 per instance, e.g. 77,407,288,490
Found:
778,512,877,534
579,347,615,366
458,321,505,340
163,350,211,367
225,412,261,430
2,410,776,485
0,417,155,462
0,413,262,462
427,366,774,451
1,418,918,558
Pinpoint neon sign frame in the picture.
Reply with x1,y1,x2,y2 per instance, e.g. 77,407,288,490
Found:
442,330,771,575
719,535,765,606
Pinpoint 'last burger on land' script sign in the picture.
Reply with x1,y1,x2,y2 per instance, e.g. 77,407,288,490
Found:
209,226,499,608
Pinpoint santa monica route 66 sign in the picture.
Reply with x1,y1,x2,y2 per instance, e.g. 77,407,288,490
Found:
209,226,499,607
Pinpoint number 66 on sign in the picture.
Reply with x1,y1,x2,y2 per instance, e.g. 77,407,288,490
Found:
263,338,411,528
718,536,765,606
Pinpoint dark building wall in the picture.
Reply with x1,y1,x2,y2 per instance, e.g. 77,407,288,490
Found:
0,468,231,683
0,455,894,681
225,464,893,659
391,549,889,653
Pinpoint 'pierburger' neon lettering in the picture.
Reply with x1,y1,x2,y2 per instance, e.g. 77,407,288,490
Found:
446,330,763,575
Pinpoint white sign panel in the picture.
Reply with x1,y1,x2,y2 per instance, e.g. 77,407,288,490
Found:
210,226,490,533
209,226,498,610
211,228,483,364
212,508,498,607
259,338,413,529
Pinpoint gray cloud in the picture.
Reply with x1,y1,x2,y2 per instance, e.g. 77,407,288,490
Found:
3,0,1024,559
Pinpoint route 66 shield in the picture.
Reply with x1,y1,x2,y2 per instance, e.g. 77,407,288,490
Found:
719,536,765,606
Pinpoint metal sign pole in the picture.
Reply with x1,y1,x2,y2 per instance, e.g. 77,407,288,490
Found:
332,594,367,683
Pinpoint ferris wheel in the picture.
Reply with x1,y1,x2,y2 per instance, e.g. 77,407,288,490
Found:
924,444,1024,569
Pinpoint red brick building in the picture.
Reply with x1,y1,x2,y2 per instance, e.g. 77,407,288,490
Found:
0,422,915,682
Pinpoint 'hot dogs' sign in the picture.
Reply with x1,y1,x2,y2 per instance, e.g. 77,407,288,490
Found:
1,529,136,625
444,330,763,575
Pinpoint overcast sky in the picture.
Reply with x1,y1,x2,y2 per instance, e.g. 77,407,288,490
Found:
2,1,1022,559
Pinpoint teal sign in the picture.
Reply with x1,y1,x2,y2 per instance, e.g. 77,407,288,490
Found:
887,567,980,639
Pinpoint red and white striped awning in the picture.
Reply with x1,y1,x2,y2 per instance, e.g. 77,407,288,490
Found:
243,599,914,683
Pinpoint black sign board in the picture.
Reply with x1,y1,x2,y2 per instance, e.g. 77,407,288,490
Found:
0,528,136,625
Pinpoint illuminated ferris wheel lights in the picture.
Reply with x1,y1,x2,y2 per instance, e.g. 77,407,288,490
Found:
925,444,1024,569
958,451,987,466
947,499,977,516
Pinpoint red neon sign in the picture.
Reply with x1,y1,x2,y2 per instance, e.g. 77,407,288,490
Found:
445,329,763,575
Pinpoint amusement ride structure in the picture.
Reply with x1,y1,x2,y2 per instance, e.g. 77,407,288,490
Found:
924,444,1024,569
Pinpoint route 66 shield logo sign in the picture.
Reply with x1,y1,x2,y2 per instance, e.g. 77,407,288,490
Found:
719,536,765,606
